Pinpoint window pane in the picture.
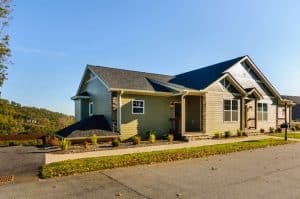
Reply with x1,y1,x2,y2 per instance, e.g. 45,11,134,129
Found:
133,107,143,113
258,112,262,121
224,100,231,111
224,111,231,121
263,103,268,112
232,100,238,111
263,112,268,121
258,103,263,112
133,101,138,106
232,111,238,121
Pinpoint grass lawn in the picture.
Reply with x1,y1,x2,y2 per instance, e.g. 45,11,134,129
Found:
41,138,294,178
270,132,300,139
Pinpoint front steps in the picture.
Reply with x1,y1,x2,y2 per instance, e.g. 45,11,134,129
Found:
183,133,212,141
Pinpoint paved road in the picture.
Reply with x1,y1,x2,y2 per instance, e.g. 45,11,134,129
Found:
0,146,45,183
1,142,300,199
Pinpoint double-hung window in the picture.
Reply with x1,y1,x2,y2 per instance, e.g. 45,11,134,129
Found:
132,100,144,114
224,99,239,122
258,103,268,121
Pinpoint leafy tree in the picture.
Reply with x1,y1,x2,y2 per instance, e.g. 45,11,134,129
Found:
0,0,12,89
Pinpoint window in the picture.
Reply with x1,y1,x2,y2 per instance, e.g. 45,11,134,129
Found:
132,100,144,114
258,103,268,121
224,99,239,122
89,102,93,116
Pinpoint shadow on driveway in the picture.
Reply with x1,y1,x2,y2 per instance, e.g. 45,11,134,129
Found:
0,146,45,183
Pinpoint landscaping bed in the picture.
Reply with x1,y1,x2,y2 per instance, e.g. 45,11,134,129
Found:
41,138,294,178
52,140,184,154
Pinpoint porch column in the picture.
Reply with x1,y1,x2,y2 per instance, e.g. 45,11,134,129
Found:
255,99,258,129
276,101,279,128
289,106,293,124
241,97,245,131
181,95,186,135
117,92,123,133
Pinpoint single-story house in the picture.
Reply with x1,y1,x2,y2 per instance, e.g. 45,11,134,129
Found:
71,55,294,140
282,96,300,121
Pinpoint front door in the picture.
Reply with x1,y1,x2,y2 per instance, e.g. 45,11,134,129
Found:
175,103,182,137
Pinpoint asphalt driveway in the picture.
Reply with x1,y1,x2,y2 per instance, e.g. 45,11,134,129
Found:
1,142,300,198
0,146,45,183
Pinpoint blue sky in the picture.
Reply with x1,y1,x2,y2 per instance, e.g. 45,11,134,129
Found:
2,0,300,115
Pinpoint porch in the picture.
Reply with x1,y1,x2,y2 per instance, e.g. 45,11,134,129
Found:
170,95,204,137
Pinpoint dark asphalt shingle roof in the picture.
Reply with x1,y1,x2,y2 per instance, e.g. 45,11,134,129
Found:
88,56,246,92
169,56,245,90
56,115,118,138
282,95,300,104
88,65,174,92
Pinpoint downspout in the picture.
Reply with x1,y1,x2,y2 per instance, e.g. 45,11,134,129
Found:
118,90,124,134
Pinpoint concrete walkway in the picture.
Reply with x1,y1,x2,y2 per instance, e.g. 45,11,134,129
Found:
45,135,278,164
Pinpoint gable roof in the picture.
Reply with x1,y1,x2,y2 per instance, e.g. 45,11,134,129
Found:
282,96,300,104
88,65,174,92
169,56,245,90
87,56,246,93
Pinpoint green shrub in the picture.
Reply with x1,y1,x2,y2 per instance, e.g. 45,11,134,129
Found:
167,134,174,142
132,136,141,145
224,131,232,138
149,133,156,143
214,132,221,139
269,127,275,133
291,127,296,131
242,132,248,137
276,127,282,133
112,138,120,147
60,138,71,150
237,129,242,137
91,134,98,145
260,128,265,134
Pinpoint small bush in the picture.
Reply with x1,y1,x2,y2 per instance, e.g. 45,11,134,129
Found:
149,133,156,143
132,136,141,145
47,136,60,146
276,127,282,133
260,128,265,134
83,140,89,149
296,124,300,131
242,132,248,137
60,138,71,150
112,138,120,147
269,127,275,134
291,127,296,131
167,134,174,142
91,134,98,145
214,132,221,139
224,131,232,138
237,129,242,137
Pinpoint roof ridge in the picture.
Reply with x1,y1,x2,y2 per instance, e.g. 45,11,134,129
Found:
87,64,173,77
175,55,246,76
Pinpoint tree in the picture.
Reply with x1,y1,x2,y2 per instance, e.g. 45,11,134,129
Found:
0,0,12,89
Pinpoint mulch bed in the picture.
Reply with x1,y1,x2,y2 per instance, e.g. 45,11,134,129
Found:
53,140,184,154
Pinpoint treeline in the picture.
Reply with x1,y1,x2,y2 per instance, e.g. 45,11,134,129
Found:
0,98,75,135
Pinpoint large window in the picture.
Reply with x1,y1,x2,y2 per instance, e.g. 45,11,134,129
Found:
224,99,239,122
258,103,268,121
132,100,144,114
89,102,93,116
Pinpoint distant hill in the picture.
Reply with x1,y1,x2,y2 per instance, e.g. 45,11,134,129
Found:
0,98,75,135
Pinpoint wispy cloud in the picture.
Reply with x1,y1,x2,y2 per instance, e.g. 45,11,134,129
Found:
15,46,66,57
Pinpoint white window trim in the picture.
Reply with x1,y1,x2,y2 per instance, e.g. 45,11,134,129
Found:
89,102,93,116
132,100,145,115
223,99,239,122
258,103,268,121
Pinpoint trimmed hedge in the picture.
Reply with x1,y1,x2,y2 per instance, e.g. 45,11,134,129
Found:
41,138,293,178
